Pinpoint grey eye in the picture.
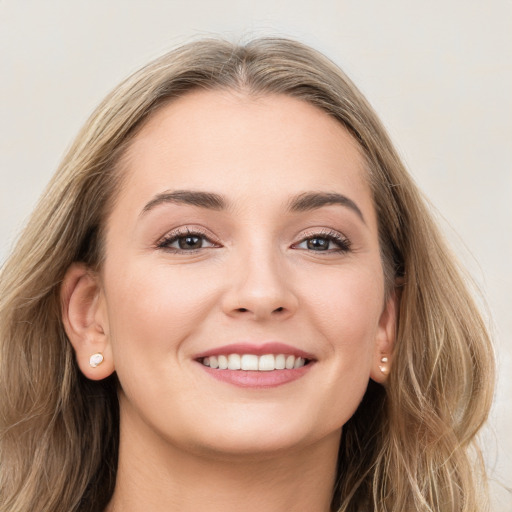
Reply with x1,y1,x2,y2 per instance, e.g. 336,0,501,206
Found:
293,231,351,253
158,231,217,252
305,237,331,251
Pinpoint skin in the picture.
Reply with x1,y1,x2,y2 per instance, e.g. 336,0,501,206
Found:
62,90,396,512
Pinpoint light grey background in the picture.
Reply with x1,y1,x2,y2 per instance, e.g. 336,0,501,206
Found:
1,1,510,508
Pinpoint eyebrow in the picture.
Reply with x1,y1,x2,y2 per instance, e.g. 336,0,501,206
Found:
141,189,365,223
141,190,226,214
287,192,365,223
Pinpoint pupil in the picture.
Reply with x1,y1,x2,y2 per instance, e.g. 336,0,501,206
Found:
179,236,202,249
307,238,329,251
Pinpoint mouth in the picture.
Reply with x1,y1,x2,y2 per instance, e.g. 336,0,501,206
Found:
194,342,315,388
199,353,310,371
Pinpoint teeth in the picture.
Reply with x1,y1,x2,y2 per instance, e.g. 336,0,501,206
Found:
227,354,240,370
259,354,275,371
241,354,259,370
201,354,308,371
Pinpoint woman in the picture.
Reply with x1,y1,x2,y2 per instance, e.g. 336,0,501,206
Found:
0,38,494,511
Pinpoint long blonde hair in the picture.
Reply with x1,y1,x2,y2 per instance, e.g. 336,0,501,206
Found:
0,38,494,511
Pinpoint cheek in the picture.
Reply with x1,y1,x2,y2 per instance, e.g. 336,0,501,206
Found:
102,259,221,366
304,263,384,348
277,264,385,436
299,262,384,395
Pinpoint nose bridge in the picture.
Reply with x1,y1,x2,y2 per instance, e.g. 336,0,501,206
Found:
223,236,297,319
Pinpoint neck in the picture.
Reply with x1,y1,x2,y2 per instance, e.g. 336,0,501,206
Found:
106,412,340,512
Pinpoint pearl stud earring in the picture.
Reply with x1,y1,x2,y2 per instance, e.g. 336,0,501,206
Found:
379,356,389,374
89,353,104,368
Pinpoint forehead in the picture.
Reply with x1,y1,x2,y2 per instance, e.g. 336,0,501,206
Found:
116,89,374,221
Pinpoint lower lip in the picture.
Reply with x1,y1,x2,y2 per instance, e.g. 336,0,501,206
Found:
198,363,314,388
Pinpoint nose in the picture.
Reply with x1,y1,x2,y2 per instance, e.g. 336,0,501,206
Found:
221,246,299,321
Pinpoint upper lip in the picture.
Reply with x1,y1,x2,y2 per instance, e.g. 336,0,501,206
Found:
194,342,316,361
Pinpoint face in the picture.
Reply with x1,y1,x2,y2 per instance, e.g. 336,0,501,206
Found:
92,90,395,457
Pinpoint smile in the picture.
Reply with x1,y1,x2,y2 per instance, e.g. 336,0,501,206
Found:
201,354,309,371
195,342,315,387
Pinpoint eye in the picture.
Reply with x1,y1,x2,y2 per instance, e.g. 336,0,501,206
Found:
156,228,219,253
293,230,351,253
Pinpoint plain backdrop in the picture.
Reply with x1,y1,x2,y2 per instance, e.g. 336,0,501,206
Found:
1,1,510,509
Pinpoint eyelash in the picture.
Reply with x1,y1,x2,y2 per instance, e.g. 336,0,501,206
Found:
156,227,219,253
292,229,352,253
156,227,351,254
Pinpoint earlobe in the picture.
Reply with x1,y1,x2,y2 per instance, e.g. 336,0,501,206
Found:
61,263,114,380
370,290,398,384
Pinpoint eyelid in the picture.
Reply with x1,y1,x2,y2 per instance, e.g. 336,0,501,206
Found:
155,225,221,252
292,228,351,252
154,225,350,253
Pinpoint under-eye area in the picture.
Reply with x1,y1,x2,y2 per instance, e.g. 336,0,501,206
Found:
199,354,313,371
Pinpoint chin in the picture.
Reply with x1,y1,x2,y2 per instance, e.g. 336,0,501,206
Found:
180,414,332,460
195,434,312,460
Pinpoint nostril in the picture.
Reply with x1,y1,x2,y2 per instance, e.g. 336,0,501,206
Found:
234,307,284,314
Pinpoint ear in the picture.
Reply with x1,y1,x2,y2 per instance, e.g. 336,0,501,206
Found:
61,263,115,380
370,290,398,384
